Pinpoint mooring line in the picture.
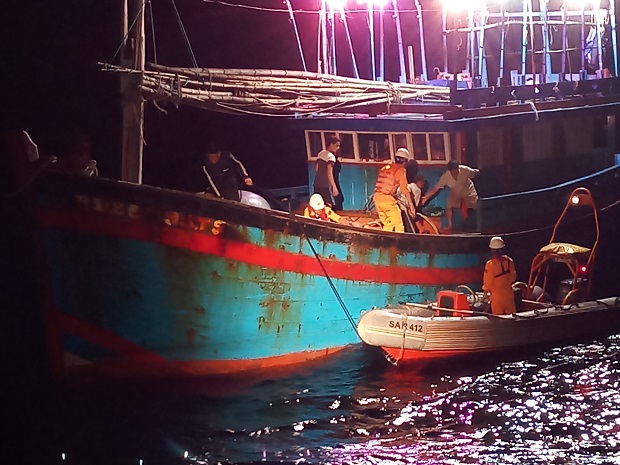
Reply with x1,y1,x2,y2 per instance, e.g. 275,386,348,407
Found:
301,225,360,336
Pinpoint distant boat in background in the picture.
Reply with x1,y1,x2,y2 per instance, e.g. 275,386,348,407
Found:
3,0,620,378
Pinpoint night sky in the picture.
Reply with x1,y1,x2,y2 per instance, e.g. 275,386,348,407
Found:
3,0,329,190
2,0,455,191
3,0,606,190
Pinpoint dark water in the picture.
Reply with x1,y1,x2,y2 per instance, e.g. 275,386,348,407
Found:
17,335,620,465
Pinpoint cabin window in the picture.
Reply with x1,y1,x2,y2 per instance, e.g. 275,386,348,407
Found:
429,133,447,161
358,133,390,161
411,133,429,160
307,131,323,158
411,133,449,162
337,133,355,159
390,133,408,153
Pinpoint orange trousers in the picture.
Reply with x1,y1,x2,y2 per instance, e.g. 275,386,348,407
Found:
374,193,404,232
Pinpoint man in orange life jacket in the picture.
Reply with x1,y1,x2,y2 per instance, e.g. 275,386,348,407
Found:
373,148,416,232
483,236,517,315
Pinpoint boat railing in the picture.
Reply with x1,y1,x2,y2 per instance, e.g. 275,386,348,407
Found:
477,165,620,234
267,185,309,212
447,76,620,112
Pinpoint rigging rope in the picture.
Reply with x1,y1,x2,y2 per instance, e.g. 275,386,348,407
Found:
148,0,158,65
109,0,147,65
170,0,199,68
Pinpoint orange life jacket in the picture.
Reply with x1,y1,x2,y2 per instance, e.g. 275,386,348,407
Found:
375,164,401,195
306,208,328,220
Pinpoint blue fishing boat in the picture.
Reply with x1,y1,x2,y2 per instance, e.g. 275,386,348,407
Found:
4,0,620,377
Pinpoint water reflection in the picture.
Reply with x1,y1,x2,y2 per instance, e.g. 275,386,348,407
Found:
327,337,620,465
40,336,620,465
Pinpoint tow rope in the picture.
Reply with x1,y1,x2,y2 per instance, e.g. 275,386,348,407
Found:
301,225,360,336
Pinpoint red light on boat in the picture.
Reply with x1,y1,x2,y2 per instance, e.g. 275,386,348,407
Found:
579,265,588,274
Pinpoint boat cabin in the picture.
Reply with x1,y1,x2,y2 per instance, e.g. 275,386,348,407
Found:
301,97,620,227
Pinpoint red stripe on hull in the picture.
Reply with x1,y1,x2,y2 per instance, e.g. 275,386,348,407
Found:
56,311,167,364
383,346,494,363
38,209,480,285
61,344,350,378
51,309,350,377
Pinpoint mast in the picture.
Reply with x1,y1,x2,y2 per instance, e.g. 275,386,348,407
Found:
392,0,407,83
414,0,428,81
120,0,145,183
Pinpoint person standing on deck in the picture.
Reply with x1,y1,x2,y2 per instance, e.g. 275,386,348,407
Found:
374,148,416,232
332,152,344,211
422,159,479,231
483,236,517,315
202,143,253,201
313,135,340,207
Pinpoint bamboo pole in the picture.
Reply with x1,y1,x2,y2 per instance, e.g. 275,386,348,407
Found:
120,0,145,184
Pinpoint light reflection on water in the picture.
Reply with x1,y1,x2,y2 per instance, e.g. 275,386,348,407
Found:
44,335,620,465
325,337,620,465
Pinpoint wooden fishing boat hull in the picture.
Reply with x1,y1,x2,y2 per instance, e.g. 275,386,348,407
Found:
19,168,511,378
4,132,618,378
357,297,620,363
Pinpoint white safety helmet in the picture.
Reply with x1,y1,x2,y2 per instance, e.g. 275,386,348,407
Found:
395,147,412,161
309,193,325,210
489,236,505,250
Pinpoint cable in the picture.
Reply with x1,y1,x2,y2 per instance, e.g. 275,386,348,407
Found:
170,0,198,68
301,224,360,336
109,0,147,65
148,0,158,65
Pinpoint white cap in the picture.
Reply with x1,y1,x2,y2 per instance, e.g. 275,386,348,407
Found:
309,193,325,210
395,147,412,160
489,236,505,250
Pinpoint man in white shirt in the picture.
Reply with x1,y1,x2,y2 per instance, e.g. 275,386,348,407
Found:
313,135,340,207
422,160,479,231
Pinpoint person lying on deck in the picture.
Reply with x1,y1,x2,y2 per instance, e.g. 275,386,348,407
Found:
303,193,358,226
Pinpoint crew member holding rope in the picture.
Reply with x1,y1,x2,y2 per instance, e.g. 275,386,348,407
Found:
483,236,517,315
373,148,416,232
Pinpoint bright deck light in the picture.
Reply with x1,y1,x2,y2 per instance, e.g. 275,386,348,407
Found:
357,0,390,5
326,0,347,10
443,0,487,11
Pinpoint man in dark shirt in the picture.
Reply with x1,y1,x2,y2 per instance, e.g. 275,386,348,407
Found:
202,144,253,201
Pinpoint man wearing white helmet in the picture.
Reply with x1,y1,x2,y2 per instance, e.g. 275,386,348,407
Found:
373,147,416,232
483,236,517,315
303,193,343,223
